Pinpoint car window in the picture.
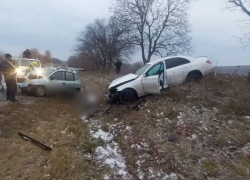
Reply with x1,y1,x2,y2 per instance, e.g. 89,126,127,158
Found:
52,71,64,80
147,63,163,76
65,72,74,81
165,58,190,69
44,68,56,77
74,73,80,80
135,64,151,76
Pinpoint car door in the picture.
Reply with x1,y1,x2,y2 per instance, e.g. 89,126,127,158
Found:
47,71,66,93
141,62,164,94
65,72,76,90
165,58,190,85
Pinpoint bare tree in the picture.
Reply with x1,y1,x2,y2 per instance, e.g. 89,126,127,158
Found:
68,54,96,70
112,0,192,64
227,0,250,47
227,0,250,82
76,17,133,69
44,50,52,64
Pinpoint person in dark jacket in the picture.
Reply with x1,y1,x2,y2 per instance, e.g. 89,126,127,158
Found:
0,54,18,102
23,49,31,58
114,59,122,76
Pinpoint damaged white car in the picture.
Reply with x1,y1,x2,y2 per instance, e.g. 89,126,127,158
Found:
109,56,214,103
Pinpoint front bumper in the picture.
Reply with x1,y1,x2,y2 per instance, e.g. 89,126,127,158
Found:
108,89,119,101
18,82,33,92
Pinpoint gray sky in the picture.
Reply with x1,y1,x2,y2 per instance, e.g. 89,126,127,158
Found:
0,0,249,66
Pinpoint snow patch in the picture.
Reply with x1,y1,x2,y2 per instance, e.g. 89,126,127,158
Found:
93,129,113,141
81,117,132,179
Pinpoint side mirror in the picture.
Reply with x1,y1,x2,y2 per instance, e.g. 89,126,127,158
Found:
143,74,147,77
49,76,55,80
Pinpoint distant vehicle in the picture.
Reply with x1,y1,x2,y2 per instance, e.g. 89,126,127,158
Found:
16,58,42,82
18,67,82,97
108,56,214,103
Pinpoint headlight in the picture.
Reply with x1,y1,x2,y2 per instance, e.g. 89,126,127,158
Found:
36,69,43,75
15,68,22,75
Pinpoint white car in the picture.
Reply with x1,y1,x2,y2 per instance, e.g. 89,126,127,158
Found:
16,58,43,82
108,56,214,103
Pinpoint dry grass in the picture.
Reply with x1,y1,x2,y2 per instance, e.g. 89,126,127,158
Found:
228,161,249,177
87,73,250,179
2,72,250,179
0,96,105,180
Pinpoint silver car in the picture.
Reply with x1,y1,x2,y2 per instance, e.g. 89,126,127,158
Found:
18,67,82,97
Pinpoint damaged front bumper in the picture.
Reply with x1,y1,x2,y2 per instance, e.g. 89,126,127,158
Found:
18,82,33,93
108,88,119,101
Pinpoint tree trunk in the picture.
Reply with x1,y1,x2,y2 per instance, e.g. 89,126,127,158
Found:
247,70,250,83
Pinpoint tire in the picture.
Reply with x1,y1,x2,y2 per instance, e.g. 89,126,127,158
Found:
20,89,26,94
119,89,136,104
186,71,202,83
75,88,81,92
33,85,46,97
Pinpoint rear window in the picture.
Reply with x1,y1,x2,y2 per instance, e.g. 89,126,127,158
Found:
74,73,80,80
165,58,190,69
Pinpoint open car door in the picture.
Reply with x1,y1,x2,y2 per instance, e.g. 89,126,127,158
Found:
141,62,164,94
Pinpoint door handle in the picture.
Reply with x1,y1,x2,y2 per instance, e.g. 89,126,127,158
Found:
62,83,65,85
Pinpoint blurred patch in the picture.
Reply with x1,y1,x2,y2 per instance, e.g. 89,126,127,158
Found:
70,85,103,118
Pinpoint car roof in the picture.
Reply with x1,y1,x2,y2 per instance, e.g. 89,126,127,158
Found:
146,55,197,65
19,58,40,61
49,67,77,73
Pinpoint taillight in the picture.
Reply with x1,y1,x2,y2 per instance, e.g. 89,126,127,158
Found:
206,60,211,64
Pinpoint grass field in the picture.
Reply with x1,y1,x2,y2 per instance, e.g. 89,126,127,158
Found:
0,72,250,180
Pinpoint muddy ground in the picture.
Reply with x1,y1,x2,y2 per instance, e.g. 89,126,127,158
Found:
1,72,250,180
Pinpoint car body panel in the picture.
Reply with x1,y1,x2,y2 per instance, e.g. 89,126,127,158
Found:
108,73,139,89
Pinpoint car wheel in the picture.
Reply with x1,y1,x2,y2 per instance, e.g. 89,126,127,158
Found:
20,89,26,94
34,85,45,97
119,89,136,104
186,72,202,83
75,88,81,92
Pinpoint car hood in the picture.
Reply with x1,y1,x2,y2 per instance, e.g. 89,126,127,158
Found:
29,78,47,84
109,73,138,89
19,78,47,87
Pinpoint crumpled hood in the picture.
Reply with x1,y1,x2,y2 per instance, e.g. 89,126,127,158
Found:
109,73,138,89
29,78,47,84
19,78,47,88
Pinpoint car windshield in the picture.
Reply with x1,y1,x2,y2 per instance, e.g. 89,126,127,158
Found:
43,68,56,77
135,64,151,76
19,59,41,67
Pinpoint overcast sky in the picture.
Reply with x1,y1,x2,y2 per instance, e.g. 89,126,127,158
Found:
0,0,249,66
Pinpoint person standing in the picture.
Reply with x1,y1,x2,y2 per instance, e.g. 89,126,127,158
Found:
0,54,18,102
114,59,122,76
23,49,31,58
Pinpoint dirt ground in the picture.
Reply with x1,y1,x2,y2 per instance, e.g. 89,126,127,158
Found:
1,72,250,180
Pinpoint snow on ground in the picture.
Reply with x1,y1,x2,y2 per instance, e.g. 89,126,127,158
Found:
82,117,132,179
